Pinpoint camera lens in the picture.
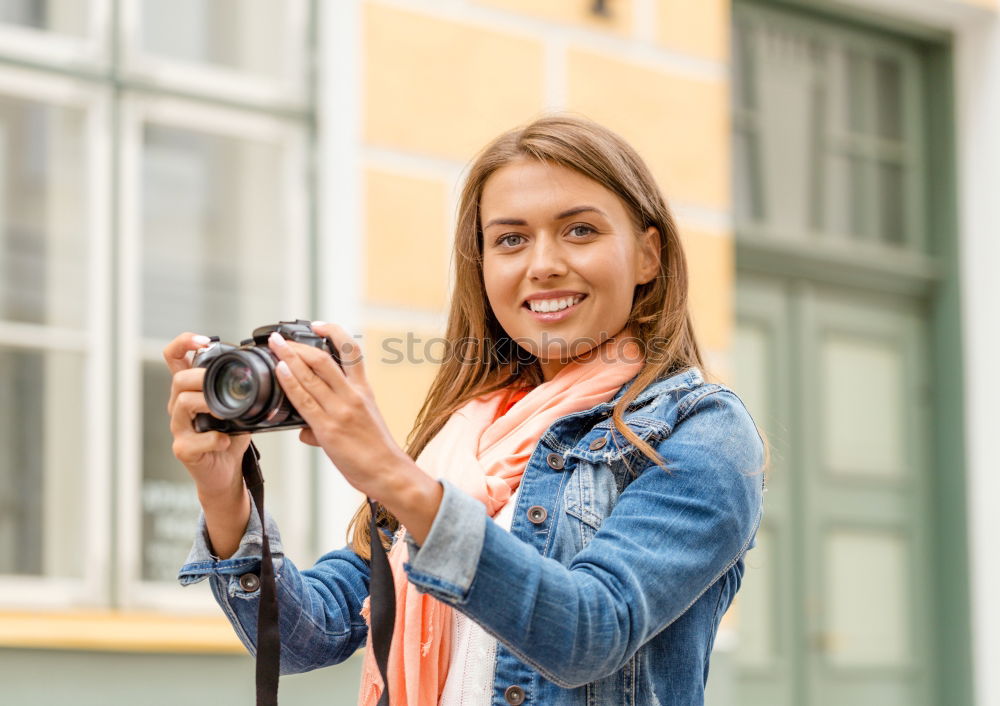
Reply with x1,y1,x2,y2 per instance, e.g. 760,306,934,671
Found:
203,349,275,421
216,360,256,410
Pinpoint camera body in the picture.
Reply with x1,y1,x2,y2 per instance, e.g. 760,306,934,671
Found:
193,319,342,435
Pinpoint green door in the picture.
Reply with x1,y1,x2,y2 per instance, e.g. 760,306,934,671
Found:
726,3,947,702
731,274,934,706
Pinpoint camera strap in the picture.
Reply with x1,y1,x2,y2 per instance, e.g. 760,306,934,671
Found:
367,498,396,706
240,444,396,706
242,442,281,706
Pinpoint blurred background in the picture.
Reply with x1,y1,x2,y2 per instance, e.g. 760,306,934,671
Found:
0,0,997,704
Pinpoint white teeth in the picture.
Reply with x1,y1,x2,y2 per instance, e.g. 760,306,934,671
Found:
528,294,583,313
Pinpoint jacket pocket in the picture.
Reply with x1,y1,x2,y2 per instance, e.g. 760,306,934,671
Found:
563,458,619,548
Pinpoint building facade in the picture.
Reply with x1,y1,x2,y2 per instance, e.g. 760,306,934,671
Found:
0,1,997,704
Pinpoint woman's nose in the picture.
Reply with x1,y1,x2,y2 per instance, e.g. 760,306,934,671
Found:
526,238,568,281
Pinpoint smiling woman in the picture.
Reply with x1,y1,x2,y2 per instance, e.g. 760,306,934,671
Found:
480,159,660,375
170,114,767,706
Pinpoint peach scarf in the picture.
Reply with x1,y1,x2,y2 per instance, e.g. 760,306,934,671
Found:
357,334,644,706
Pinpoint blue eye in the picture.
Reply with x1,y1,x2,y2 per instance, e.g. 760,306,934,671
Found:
496,234,524,248
569,225,595,237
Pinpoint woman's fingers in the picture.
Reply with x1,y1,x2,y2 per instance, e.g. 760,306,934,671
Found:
167,367,206,416
163,332,212,375
172,429,232,464
170,389,211,436
313,321,367,384
268,332,347,413
169,387,234,463
269,342,327,425
299,428,321,447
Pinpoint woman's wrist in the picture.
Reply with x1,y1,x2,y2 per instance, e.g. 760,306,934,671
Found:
379,454,443,546
200,486,252,560
197,479,245,514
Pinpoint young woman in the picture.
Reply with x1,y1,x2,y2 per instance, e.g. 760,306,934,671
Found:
167,114,766,706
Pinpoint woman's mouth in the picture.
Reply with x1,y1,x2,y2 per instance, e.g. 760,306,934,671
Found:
522,294,586,322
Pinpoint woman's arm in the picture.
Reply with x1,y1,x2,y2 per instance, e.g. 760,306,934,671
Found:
403,389,765,688
178,495,372,675
256,323,763,683
166,329,371,672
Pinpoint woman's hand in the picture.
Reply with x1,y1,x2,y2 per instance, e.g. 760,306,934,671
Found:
269,322,442,542
163,332,252,558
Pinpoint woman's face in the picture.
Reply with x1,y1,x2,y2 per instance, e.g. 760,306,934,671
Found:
480,158,660,382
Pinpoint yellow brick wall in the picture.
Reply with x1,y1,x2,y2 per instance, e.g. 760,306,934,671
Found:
364,3,546,161
566,48,730,211
364,168,450,312
658,0,730,59
363,325,441,449
361,0,735,444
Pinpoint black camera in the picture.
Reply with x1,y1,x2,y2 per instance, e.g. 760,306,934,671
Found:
193,319,342,434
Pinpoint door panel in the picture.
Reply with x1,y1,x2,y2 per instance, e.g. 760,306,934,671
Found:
821,333,907,478
731,275,933,706
800,283,932,706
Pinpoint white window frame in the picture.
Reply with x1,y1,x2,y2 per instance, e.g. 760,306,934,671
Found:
118,0,309,108
0,0,111,69
315,0,366,553
116,95,312,612
0,65,112,609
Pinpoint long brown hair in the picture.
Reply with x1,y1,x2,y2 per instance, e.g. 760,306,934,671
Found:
349,113,708,558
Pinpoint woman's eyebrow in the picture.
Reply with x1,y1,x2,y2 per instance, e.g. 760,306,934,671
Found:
555,205,608,220
482,205,608,230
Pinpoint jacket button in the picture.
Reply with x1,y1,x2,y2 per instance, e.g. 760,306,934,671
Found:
589,436,608,450
546,452,564,470
239,572,261,592
504,685,526,705
526,505,547,524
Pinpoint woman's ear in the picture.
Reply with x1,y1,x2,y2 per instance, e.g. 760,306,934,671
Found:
636,226,661,285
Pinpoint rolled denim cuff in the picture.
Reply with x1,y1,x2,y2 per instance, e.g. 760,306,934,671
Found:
177,490,285,587
403,479,487,604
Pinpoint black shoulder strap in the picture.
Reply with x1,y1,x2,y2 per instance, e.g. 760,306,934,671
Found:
367,499,396,706
242,442,280,706
241,445,396,706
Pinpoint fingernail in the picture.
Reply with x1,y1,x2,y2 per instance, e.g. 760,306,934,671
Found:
311,320,327,328
269,331,287,347
192,335,211,345
276,360,291,376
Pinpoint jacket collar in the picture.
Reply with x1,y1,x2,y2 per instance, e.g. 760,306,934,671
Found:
609,365,704,409
540,366,705,454
547,365,705,431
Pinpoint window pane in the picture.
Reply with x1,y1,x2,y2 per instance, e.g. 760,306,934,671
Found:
139,0,297,82
874,56,903,141
141,122,289,342
141,361,299,583
0,345,85,577
0,0,88,36
0,94,88,328
877,160,905,244
141,362,200,582
138,117,304,584
734,127,763,225
732,21,756,112
845,50,868,135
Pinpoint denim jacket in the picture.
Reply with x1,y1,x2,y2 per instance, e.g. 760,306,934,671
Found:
178,366,765,706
